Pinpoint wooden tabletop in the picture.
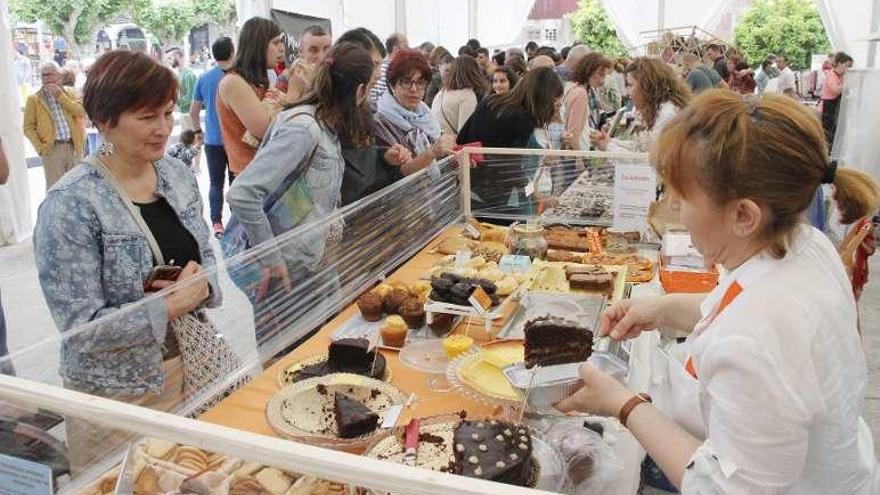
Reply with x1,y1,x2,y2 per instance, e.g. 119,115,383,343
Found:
199,226,518,436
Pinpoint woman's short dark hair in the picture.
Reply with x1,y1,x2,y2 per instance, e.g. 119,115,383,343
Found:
458,45,477,57
489,66,563,127
83,51,178,128
572,52,613,86
337,28,386,58
445,55,488,93
231,17,282,89
386,50,432,89
292,43,375,145
428,46,453,69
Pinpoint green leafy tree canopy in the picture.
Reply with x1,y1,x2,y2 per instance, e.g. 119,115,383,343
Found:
10,0,129,56
734,0,830,70
131,0,196,49
569,0,629,58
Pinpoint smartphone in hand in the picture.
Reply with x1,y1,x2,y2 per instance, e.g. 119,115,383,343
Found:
143,265,183,292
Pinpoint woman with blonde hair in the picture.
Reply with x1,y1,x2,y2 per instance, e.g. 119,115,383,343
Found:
558,90,880,493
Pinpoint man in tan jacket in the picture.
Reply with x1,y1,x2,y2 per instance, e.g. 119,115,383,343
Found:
23,61,85,189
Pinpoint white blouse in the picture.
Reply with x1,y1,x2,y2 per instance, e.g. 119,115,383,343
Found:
430,88,478,135
681,225,879,494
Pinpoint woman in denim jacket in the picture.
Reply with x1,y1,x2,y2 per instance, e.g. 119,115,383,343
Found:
227,43,374,349
33,52,219,472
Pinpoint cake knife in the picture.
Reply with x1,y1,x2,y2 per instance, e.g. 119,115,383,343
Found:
403,418,421,467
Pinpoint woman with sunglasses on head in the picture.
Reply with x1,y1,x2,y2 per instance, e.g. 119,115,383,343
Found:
374,50,456,177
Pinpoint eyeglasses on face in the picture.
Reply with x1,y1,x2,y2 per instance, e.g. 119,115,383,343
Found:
397,78,428,90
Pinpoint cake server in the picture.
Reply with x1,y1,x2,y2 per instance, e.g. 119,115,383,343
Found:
403,418,421,466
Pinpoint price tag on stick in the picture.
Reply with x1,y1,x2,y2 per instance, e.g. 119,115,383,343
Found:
469,286,492,316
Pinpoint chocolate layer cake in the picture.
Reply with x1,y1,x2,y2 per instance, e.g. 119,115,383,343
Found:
333,393,379,438
452,420,533,486
524,316,593,368
292,338,386,381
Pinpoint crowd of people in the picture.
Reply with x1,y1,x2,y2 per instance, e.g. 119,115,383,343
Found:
1,18,879,492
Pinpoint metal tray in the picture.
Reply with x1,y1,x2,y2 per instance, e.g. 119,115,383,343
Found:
496,292,606,340
331,313,461,350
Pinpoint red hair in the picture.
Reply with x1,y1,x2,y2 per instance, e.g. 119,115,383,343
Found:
386,49,432,88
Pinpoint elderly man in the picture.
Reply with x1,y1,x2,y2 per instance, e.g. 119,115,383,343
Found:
23,61,85,189
556,44,590,82
284,25,332,103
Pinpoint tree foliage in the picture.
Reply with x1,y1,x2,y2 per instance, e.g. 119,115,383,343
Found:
131,0,197,49
10,0,129,56
569,0,629,58
734,0,830,70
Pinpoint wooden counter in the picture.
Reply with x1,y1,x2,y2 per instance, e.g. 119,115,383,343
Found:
200,226,515,435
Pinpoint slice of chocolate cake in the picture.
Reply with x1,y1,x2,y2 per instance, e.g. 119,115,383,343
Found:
568,272,614,292
333,393,379,439
291,338,386,382
452,420,533,486
524,316,593,368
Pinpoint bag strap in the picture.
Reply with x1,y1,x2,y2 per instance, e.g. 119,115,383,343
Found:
86,155,166,266
261,110,321,209
438,92,458,133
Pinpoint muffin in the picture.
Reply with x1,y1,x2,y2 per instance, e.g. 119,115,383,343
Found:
373,283,394,299
428,312,456,336
398,297,426,329
380,316,408,348
383,289,409,315
357,292,384,322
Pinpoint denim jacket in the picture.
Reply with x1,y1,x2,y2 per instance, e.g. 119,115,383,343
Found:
33,156,220,396
227,105,345,270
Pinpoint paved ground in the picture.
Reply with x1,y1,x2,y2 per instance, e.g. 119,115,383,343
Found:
1,159,878,454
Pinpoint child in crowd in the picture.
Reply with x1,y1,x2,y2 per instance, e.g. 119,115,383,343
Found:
165,128,203,172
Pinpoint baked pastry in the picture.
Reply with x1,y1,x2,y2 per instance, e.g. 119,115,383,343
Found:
229,476,264,495
569,272,614,292
333,393,379,438
437,237,476,255
373,283,394,299
452,420,533,486
383,289,409,315
398,297,426,329
443,335,473,359
428,312,456,336
546,249,583,263
144,438,176,459
524,316,593,368
380,315,408,347
544,228,590,252
254,467,292,495
291,338,386,381
495,277,518,296
473,241,508,263
357,292,383,321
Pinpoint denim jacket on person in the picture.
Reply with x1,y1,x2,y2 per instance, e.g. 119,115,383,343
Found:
227,105,345,271
33,156,221,397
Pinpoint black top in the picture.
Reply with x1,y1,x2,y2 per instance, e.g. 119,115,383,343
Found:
457,97,535,149
457,98,535,207
340,144,401,206
134,197,201,267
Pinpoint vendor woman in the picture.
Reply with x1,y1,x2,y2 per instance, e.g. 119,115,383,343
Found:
557,91,880,493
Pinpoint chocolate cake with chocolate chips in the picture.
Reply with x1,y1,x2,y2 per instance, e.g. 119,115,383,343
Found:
524,316,593,368
451,420,533,486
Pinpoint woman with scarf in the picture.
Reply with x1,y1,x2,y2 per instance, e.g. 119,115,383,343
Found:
373,50,455,177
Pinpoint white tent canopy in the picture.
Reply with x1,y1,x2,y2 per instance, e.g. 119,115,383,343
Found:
599,0,880,67
240,0,535,50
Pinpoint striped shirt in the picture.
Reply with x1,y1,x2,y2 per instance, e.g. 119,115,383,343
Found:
43,91,72,142
369,59,391,104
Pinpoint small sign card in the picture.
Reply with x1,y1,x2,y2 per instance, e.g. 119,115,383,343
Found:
0,454,53,495
468,286,492,316
612,163,657,232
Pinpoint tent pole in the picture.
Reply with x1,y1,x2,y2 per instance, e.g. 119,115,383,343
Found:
658,0,666,33
468,0,478,41
869,0,880,68
394,0,407,35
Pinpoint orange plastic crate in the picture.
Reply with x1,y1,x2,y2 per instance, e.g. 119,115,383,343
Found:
659,257,719,293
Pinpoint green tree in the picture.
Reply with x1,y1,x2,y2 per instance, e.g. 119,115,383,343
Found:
569,0,629,58
131,0,196,49
9,0,129,56
192,0,236,32
734,0,830,70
